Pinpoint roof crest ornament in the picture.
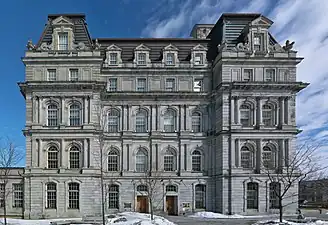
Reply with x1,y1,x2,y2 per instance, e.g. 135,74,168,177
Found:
26,39,36,51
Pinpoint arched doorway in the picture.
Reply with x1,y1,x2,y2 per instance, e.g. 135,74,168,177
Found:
136,184,149,213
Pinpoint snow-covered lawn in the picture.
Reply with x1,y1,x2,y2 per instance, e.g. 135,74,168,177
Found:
189,211,268,219
0,212,175,225
253,219,328,225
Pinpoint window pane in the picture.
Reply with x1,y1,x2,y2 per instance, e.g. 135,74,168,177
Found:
109,53,118,65
69,104,81,126
247,183,258,209
47,183,57,209
165,79,175,92
108,78,117,92
0,184,4,207
166,185,177,192
262,105,274,126
108,185,119,209
13,184,23,208
241,147,252,168
68,183,79,209
240,104,251,126
69,146,80,169
166,53,175,65
48,104,58,126
136,110,147,133
192,152,202,172
192,113,201,132
193,79,203,92
138,53,146,65
269,182,280,209
48,69,57,81
108,109,119,132
194,53,203,65
108,151,119,171
265,69,276,82
137,78,147,92
164,109,175,132
136,150,148,172
58,33,68,50
48,146,58,169
70,69,78,81
243,69,253,82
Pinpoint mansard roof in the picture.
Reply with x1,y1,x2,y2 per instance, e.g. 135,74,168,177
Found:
96,38,209,62
36,14,92,48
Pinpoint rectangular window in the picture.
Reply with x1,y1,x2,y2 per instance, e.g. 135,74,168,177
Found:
254,33,263,51
164,155,175,171
58,32,68,50
48,69,57,81
166,53,175,65
0,183,4,208
137,78,147,92
243,69,253,82
193,79,203,92
165,78,175,92
269,183,280,209
108,185,119,209
46,183,57,209
68,183,79,209
137,53,146,65
265,69,276,82
12,184,23,208
69,69,78,81
194,53,204,65
109,53,118,65
108,78,117,92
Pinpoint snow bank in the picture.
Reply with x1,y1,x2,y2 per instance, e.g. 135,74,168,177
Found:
253,219,328,225
189,211,265,219
113,212,176,225
0,218,82,225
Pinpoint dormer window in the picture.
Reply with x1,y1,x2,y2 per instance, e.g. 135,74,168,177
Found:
109,53,118,65
166,53,175,65
190,44,207,67
58,33,68,50
133,44,151,67
162,44,179,67
105,44,123,67
137,53,146,65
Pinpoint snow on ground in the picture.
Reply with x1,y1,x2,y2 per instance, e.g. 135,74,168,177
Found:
0,218,82,225
189,211,267,219
253,219,328,225
0,212,175,225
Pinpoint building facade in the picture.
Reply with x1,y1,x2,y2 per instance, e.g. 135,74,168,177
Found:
1,13,307,219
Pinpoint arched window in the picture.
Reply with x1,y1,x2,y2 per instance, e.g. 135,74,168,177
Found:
192,150,202,172
240,104,252,127
192,112,202,132
136,148,148,172
46,183,57,209
48,146,59,169
195,184,206,209
241,146,253,169
164,147,176,171
108,149,119,171
137,185,148,192
69,145,80,169
269,182,280,209
136,109,148,133
108,184,119,209
47,104,58,126
164,109,176,132
68,183,80,209
108,109,120,132
263,146,276,169
166,185,177,192
247,182,258,209
262,104,275,126
69,103,81,126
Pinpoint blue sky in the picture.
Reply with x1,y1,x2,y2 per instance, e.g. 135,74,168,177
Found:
0,0,328,166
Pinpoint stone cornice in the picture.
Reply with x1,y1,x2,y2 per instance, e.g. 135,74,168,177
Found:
101,66,211,74
213,82,309,94
18,81,106,98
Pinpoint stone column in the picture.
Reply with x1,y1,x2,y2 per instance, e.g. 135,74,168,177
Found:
186,106,191,131
61,97,65,125
279,97,285,126
83,139,88,168
123,105,127,131
151,105,156,131
127,105,131,131
39,97,43,125
256,97,263,125
235,139,240,167
88,96,92,124
38,139,42,168
256,139,262,172
60,139,65,168
31,96,36,123
180,144,185,171
180,106,185,131
156,105,159,131
278,139,285,169
231,97,235,124
230,138,235,168
84,97,88,124
234,97,239,124
284,139,289,167
284,97,290,125
186,144,191,171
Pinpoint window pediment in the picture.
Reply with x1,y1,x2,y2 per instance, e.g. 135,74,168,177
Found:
52,16,74,27
162,44,179,66
190,44,207,67
163,44,179,51
134,44,151,66
105,44,123,66
135,44,150,51
191,44,207,51
250,16,273,28
107,44,122,51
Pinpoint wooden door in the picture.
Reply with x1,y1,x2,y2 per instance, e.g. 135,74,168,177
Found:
166,196,178,215
137,196,149,213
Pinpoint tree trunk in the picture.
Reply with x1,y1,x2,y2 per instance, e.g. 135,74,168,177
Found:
279,197,283,223
149,198,154,221
3,185,7,225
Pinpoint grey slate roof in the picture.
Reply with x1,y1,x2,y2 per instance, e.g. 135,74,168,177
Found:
96,38,210,62
36,14,92,48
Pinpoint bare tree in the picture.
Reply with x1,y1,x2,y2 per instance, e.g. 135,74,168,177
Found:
136,167,172,221
0,138,24,225
262,139,328,222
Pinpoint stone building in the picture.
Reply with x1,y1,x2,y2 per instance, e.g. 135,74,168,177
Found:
0,13,307,219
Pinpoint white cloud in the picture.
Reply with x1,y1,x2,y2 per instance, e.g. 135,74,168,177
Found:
141,0,328,156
